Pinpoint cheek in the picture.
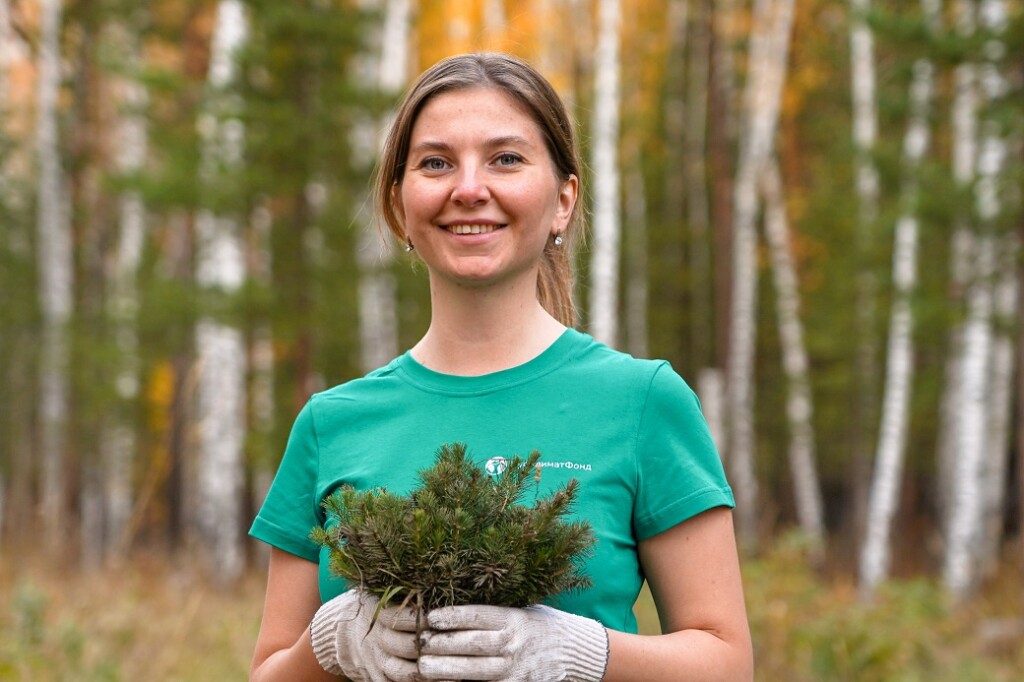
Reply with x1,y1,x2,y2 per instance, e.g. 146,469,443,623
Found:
402,182,445,218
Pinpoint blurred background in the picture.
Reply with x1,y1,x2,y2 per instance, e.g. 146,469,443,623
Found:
1,0,1023,679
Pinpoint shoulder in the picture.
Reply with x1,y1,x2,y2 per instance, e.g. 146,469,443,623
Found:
565,329,666,376
565,329,687,397
563,332,706,433
307,358,403,405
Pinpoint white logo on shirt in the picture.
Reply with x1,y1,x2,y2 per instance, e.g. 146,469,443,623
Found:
485,456,508,477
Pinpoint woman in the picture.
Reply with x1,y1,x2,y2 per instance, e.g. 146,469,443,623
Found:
249,52,753,681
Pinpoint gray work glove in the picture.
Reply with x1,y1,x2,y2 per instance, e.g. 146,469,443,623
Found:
415,604,609,681
310,589,422,681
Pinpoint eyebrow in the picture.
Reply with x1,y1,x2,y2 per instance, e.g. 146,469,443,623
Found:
408,135,536,156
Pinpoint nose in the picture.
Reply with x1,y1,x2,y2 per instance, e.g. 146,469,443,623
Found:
450,163,491,206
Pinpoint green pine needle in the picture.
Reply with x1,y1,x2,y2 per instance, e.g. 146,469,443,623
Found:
311,443,595,612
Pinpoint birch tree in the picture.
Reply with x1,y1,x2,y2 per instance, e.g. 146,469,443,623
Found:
944,0,1011,599
36,0,72,556
761,158,825,556
945,236,995,599
725,0,795,550
937,0,979,538
981,233,1017,576
194,0,249,584
859,11,938,596
356,0,409,373
588,0,622,347
975,0,1016,579
104,23,149,561
848,0,881,537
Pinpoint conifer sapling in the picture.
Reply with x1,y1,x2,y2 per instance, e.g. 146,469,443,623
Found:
310,443,595,617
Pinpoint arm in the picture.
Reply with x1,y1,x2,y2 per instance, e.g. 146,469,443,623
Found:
604,507,753,681
250,548,339,682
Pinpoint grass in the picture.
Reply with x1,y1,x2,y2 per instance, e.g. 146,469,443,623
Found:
1,539,1021,681
0,551,262,681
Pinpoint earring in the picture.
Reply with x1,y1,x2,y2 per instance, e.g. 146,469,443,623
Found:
404,239,414,252
553,233,564,247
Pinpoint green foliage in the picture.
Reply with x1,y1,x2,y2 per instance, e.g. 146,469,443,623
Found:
311,443,595,613
0,566,262,682
2,546,1022,681
745,535,1024,682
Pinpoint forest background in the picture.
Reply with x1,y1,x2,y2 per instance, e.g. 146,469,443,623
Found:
1,0,1023,679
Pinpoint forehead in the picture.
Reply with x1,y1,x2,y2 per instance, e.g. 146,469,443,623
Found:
410,87,544,144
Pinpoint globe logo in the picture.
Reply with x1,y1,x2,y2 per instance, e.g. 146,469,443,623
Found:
484,456,508,477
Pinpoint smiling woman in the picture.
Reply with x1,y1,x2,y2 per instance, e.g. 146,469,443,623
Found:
377,53,585,331
395,86,577,300
248,52,752,682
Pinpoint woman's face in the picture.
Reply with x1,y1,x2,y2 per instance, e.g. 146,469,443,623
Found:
397,87,577,291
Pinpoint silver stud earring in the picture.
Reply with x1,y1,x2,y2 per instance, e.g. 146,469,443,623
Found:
553,233,564,247
404,239,414,253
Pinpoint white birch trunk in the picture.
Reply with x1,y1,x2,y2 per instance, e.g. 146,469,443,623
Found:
761,159,825,553
194,0,249,584
848,0,881,539
356,0,409,372
937,0,979,521
588,0,622,347
36,0,72,556
981,235,1017,575
944,0,1009,600
725,0,795,550
849,0,880,228
976,0,1014,576
859,46,936,597
104,28,149,560
944,237,995,598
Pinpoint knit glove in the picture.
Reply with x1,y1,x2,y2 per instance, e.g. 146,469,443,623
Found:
415,604,609,681
310,589,422,682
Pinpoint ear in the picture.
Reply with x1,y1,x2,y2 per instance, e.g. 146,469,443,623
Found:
391,181,406,233
552,174,579,236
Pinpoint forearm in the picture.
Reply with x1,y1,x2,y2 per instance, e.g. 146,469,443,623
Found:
603,628,753,682
250,626,340,682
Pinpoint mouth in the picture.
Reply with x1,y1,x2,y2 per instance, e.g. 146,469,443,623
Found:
443,223,506,235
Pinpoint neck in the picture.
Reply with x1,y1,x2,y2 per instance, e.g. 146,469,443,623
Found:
411,275,567,376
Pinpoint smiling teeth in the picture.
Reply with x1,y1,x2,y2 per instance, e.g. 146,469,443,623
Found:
449,224,498,235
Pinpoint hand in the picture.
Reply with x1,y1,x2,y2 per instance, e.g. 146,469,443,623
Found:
415,604,609,681
310,589,422,682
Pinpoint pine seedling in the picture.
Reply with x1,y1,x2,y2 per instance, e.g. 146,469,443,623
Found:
310,443,594,616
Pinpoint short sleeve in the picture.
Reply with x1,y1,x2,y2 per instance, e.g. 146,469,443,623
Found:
632,363,734,540
249,399,323,561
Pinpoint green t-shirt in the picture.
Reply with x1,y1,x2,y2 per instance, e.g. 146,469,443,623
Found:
249,329,734,633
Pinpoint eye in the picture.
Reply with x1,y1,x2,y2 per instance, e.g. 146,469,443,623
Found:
419,157,450,172
495,152,523,168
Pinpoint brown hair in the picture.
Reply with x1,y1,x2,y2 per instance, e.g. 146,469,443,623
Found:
374,52,585,327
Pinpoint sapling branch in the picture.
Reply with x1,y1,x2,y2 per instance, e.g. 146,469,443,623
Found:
311,442,595,622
